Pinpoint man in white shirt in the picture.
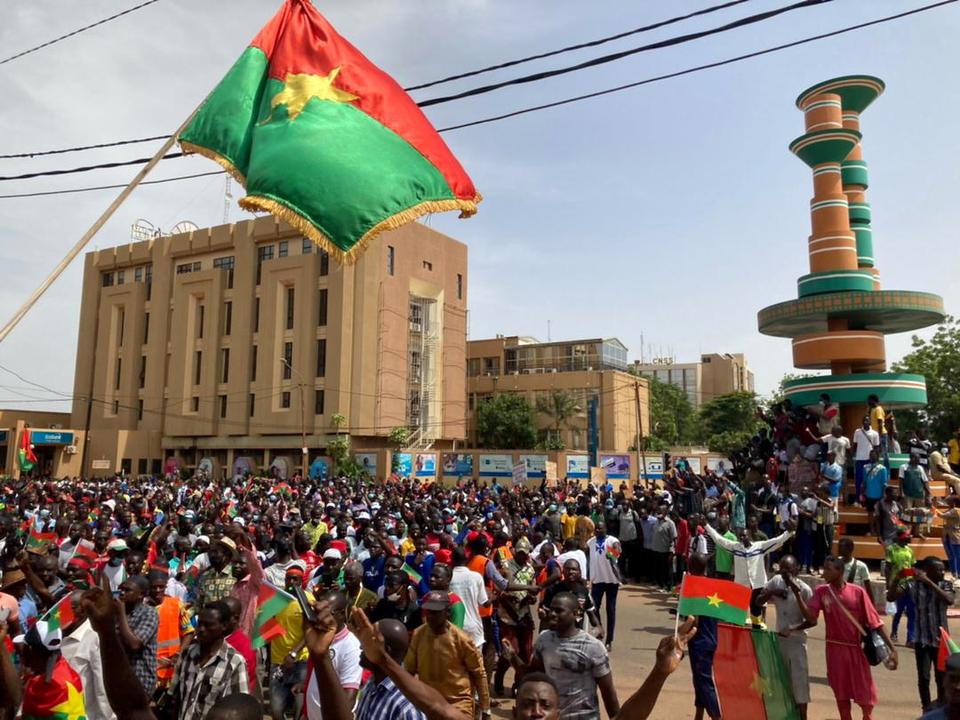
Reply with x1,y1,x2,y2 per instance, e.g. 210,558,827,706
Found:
853,416,880,506
556,537,588,578
821,426,851,468
586,523,622,649
303,591,362,720
448,547,488,648
60,593,116,720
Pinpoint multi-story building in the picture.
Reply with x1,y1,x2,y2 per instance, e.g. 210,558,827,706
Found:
68,216,467,478
632,353,755,407
465,336,647,452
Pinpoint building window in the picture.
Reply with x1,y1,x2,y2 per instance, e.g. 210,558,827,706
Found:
176,262,201,275
256,245,274,285
219,394,227,418
223,301,232,336
214,255,235,289
112,400,120,414
143,313,150,344
194,350,202,385
117,309,125,347
422,261,432,271
139,356,146,389
137,400,144,421
319,250,329,276
457,273,463,300
387,246,395,276
250,345,258,381
468,393,476,410
279,240,289,257
102,272,114,287
191,396,200,412
316,339,326,378
249,393,255,417
196,304,204,338
117,270,125,285
137,458,147,474
221,348,230,383
134,267,143,283
302,238,313,254
115,358,122,390
282,342,293,379
314,389,325,415
467,358,481,377
254,297,260,333
281,391,291,409
318,289,328,327
285,287,295,330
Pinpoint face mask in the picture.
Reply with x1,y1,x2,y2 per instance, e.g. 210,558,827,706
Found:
109,557,124,567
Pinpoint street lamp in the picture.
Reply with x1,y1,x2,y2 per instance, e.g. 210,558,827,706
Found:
278,357,308,468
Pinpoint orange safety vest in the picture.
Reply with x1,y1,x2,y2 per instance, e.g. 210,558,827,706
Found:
156,597,184,683
468,554,495,618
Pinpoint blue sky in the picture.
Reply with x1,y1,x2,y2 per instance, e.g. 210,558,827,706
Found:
0,0,957,411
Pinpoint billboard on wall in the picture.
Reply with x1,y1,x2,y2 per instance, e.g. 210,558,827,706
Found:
644,459,664,480
479,454,513,477
355,453,377,478
519,454,547,479
415,453,436,477
600,454,631,480
566,455,589,478
442,454,474,477
707,457,731,476
395,453,413,477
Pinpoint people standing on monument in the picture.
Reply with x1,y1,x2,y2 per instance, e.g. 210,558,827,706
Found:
852,417,880,507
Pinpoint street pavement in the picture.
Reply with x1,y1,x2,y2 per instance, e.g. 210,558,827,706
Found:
492,581,925,720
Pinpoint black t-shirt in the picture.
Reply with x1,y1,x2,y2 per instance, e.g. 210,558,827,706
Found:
542,581,595,628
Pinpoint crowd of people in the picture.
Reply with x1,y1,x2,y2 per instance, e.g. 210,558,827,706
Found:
0,397,955,720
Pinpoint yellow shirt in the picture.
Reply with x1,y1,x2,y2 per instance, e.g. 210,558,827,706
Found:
870,405,887,435
404,623,490,716
400,537,416,556
269,589,313,664
949,438,960,466
560,513,577,541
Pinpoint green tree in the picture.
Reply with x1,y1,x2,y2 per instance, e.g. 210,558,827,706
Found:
477,394,537,449
892,316,960,438
645,375,698,446
697,391,762,454
535,390,582,450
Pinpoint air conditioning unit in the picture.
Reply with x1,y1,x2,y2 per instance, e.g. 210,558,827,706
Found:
50,424,63,429
409,321,422,332
522,369,534,375
65,445,78,455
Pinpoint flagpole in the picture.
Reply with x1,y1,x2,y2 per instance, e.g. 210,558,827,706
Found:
675,572,685,639
0,105,203,345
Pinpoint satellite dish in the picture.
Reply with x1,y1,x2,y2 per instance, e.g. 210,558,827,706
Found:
170,221,199,235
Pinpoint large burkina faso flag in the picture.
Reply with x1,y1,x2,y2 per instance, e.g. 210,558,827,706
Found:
179,0,480,263
714,624,800,720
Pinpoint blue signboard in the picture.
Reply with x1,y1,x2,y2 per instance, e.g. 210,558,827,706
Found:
395,453,414,477
31,430,74,445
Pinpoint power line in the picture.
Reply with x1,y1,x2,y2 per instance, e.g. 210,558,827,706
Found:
0,1,753,160
0,0,163,66
0,1,953,198
0,170,223,200
0,153,183,182
405,0,753,91
416,0,832,108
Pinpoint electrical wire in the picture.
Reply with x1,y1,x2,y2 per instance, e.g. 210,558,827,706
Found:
0,1,753,160
0,0,163,66
417,0,832,107
0,153,183,182
405,0,753,90
0,0,951,194
0,171,223,200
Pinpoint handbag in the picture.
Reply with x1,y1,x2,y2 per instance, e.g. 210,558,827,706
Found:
827,584,889,667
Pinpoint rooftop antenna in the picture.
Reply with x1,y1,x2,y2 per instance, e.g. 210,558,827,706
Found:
223,176,233,224
170,221,199,236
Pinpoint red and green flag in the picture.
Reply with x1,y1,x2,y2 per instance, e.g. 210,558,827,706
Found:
712,624,800,720
71,540,98,564
43,595,77,632
401,562,422,585
26,525,56,552
677,574,751,625
938,626,960,671
179,0,479,263
18,429,37,473
252,582,295,648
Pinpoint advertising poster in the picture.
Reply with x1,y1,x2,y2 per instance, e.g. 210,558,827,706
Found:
512,463,528,486
442,454,474,477
707,457,731,476
415,453,436,477
566,454,589,478
519,454,547,478
644,459,664,480
545,460,558,485
355,453,377,478
394,452,413,477
685,457,702,473
308,456,330,480
479,454,513,477
232,456,254,481
600,454,631,480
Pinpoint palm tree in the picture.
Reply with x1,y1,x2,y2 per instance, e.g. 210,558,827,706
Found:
536,390,582,447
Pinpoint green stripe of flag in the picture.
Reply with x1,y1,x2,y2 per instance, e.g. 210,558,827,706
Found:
752,628,801,720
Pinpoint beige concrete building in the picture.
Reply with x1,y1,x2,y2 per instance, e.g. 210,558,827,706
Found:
68,216,467,479
0,410,84,477
466,336,647,453
631,353,755,407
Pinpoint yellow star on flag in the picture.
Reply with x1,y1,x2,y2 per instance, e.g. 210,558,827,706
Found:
269,67,359,121
749,672,771,697
706,593,723,607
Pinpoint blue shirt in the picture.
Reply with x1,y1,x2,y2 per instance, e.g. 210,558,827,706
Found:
356,676,427,720
362,555,386,592
864,463,889,500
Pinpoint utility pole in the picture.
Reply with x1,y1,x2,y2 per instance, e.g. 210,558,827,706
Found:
280,357,307,472
634,380,648,488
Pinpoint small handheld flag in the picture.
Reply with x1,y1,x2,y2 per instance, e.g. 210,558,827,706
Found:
252,582,296,649
677,574,751,625
938,626,960,672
